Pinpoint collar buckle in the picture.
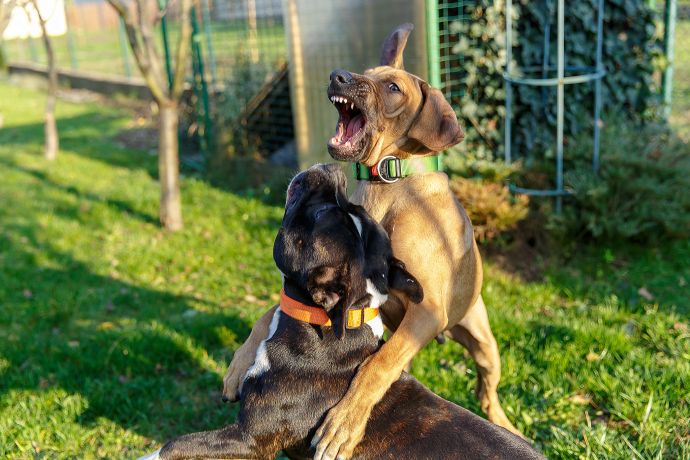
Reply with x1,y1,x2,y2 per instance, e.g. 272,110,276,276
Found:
346,308,367,329
376,156,402,183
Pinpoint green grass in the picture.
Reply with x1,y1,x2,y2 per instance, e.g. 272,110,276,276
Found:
0,81,689,459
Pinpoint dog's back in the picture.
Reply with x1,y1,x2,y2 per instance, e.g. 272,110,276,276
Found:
243,312,542,460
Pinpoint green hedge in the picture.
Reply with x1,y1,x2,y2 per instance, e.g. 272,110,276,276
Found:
445,0,661,175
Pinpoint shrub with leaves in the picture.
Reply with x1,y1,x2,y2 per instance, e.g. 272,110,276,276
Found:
450,176,529,242
549,118,690,241
445,0,661,173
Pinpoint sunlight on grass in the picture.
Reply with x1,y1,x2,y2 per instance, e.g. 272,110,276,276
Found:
0,81,688,459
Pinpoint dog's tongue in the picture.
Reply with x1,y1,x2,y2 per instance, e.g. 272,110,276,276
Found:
346,114,364,139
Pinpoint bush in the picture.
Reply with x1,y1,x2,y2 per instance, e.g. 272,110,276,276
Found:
445,0,661,173
549,118,690,241
450,175,529,242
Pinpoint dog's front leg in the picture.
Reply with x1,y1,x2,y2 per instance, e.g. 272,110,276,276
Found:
222,305,278,402
312,304,446,460
139,424,266,460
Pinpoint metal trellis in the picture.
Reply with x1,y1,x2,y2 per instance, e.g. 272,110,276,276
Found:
503,0,606,212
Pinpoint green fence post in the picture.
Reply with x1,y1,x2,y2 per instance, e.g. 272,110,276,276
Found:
118,17,132,77
425,0,441,89
28,35,38,63
63,1,78,70
200,0,217,85
190,5,213,159
662,0,676,119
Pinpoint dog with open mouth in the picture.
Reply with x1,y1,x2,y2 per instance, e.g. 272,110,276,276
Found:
223,23,529,460
137,164,543,460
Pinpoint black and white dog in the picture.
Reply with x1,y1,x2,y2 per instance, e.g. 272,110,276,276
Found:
139,164,542,460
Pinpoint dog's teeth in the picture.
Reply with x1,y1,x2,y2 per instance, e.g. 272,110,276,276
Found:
351,103,354,110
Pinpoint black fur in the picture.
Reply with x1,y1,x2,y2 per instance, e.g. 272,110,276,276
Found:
153,164,543,460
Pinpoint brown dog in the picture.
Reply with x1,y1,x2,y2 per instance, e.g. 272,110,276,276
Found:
223,23,522,459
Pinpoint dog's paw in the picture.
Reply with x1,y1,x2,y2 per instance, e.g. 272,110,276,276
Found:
137,448,161,460
311,407,366,460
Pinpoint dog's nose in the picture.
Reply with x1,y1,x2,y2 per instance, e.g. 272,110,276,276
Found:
330,69,353,84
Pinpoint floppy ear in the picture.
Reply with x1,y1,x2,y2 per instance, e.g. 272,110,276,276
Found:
407,82,464,152
307,266,347,311
388,258,424,304
380,23,414,69
307,265,351,339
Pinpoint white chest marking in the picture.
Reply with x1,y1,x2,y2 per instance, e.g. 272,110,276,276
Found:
366,279,388,308
365,315,385,339
348,213,363,236
243,308,282,384
137,448,161,460
365,279,388,339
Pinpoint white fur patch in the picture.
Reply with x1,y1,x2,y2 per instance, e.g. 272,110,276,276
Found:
137,448,161,460
366,279,388,308
365,314,385,339
348,213,363,236
242,308,281,385
364,279,387,339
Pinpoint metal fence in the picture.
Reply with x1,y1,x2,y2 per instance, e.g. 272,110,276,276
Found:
2,0,677,168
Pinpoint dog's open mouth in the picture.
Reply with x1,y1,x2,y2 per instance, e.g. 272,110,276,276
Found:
328,95,366,151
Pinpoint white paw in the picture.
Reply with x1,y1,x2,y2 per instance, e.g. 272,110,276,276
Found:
137,448,161,460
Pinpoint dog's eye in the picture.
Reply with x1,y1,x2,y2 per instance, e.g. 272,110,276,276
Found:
388,83,401,93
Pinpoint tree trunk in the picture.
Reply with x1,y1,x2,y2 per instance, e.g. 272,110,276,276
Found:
33,0,58,161
158,101,183,231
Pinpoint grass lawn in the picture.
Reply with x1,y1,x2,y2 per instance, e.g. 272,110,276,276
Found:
0,81,689,459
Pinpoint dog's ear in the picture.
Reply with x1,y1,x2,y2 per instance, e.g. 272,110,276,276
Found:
380,23,414,69
308,265,352,339
407,82,464,152
388,258,424,304
307,265,348,311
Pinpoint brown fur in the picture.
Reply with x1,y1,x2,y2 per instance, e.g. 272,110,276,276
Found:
223,23,523,460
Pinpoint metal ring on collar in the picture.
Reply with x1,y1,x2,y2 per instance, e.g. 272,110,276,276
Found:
376,156,401,183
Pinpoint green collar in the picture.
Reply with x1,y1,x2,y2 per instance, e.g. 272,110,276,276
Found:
353,156,443,183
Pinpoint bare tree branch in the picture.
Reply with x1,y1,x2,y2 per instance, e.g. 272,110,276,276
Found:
171,0,192,100
0,0,19,35
28,0,59,160
106,0,167,103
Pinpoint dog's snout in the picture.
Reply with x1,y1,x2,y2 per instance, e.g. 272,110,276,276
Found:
330,69,353,85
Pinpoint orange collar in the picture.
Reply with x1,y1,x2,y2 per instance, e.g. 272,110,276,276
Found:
279,289,379,329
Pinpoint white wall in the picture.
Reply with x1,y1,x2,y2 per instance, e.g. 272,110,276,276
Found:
3,0,66,40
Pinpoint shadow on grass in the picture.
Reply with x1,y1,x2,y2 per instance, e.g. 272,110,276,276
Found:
0,221,251,442
0,156,159,226
1,111,297,207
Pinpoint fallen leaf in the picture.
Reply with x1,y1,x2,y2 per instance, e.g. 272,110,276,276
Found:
638,287,654,301
97,322,114,331
673,322,688,333
586,351,600,362
569,394,592,405
244,294,258,303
